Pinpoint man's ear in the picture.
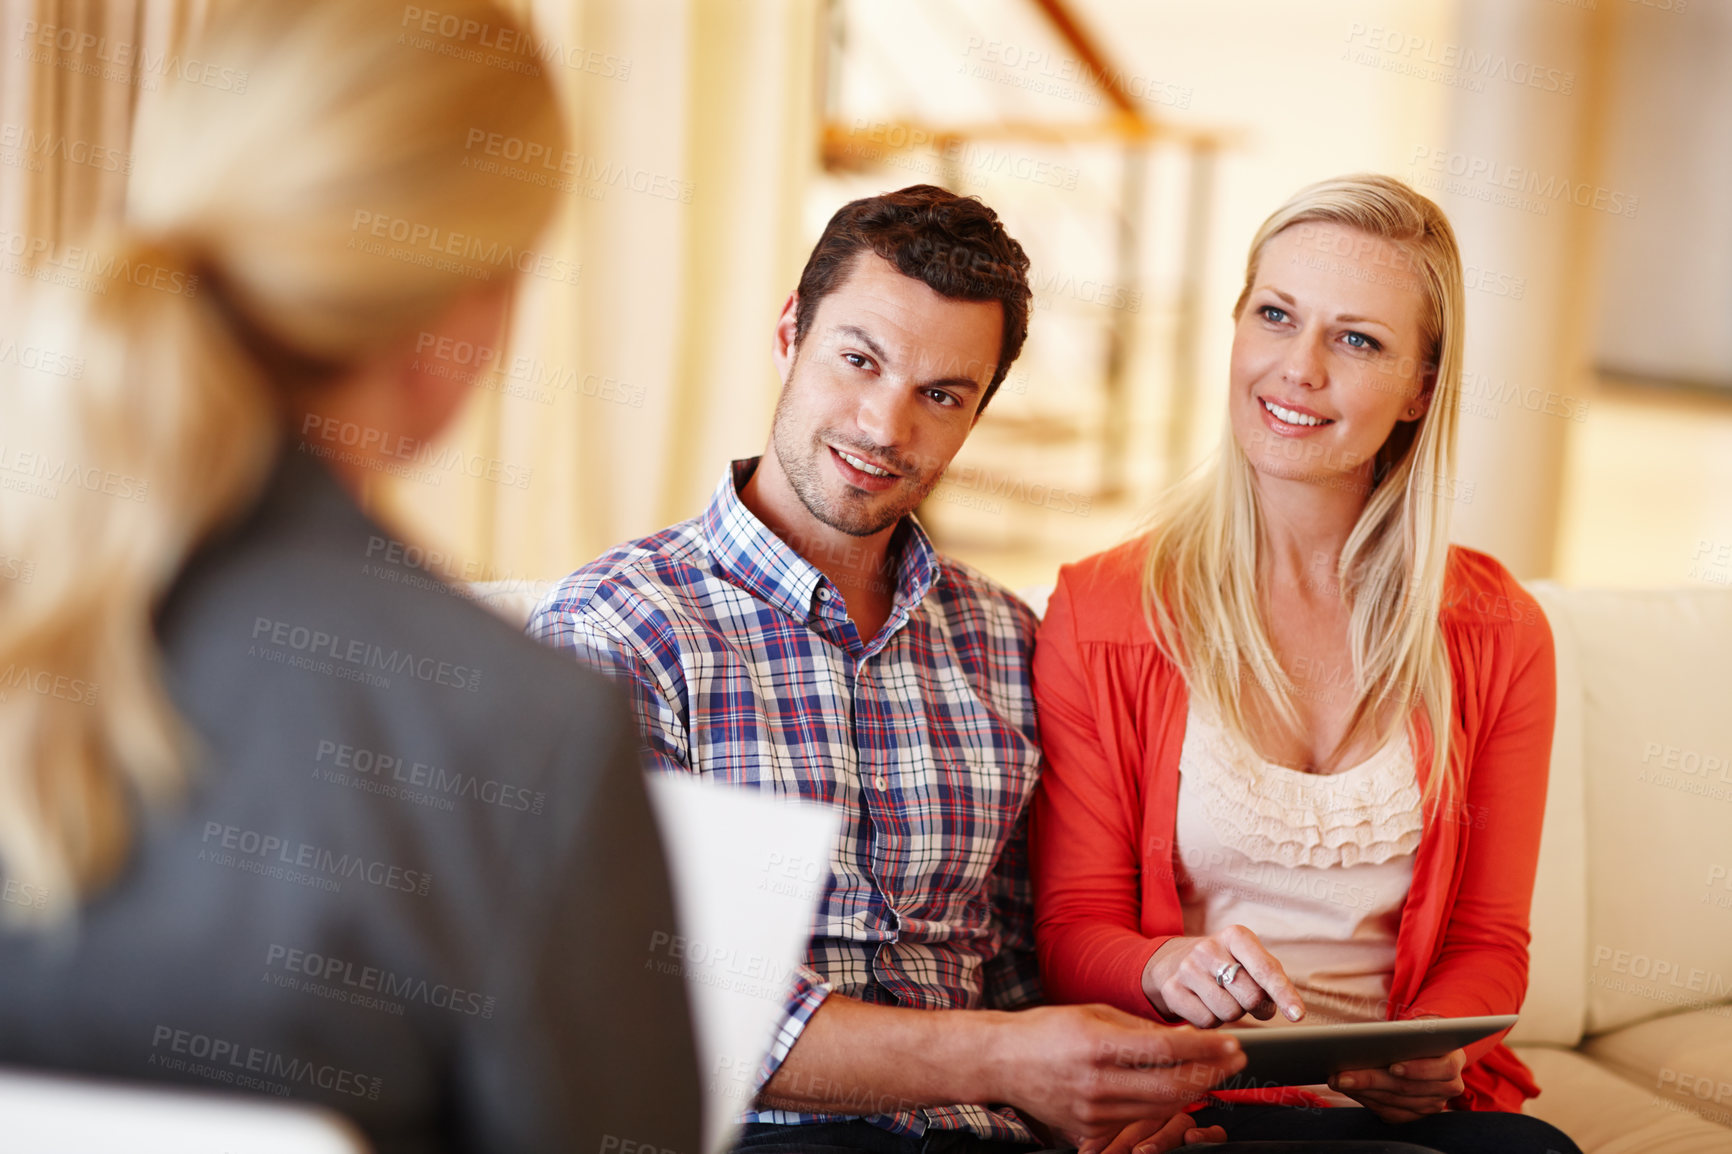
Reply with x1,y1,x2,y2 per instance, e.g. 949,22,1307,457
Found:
772,291,799,386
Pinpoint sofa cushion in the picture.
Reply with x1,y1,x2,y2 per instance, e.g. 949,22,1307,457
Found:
1581,1007,1732,1128
1512,583,1590,1048
1516,1044,1732,1153
467,578,557,631
1540,587,1732,1035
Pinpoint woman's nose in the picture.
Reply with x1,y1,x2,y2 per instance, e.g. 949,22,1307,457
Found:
1283,330,1327,389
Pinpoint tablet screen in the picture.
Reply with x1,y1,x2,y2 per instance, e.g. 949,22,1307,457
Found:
1217,1014,1517,1089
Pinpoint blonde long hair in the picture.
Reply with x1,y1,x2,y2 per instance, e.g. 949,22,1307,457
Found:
1143,174,1466,808
0,0,562,922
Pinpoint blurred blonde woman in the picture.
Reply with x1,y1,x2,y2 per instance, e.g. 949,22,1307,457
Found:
0,2,699,1149
1031,176,1581,1154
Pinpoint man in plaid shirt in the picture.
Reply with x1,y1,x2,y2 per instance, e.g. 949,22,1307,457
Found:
530,186,1243,1152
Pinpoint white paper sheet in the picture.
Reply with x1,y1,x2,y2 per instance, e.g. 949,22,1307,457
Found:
645,773,842,1154
0,1068,367,1152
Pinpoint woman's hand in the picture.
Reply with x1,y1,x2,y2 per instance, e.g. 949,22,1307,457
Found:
1076,1113,1228,1154
1329,1048,1466,1123
1142,925,1306,1028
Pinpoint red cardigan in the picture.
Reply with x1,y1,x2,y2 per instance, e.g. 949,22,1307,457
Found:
1030,539,1555,1111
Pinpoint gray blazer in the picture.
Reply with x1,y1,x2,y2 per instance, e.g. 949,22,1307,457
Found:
0,451,702,1154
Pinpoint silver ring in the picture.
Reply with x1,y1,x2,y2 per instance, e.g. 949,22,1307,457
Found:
1214,961,1242,987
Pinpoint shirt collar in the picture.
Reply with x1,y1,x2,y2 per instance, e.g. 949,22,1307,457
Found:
700,458,939,627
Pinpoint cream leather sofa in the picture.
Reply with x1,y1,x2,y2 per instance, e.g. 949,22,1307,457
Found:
477,577,1732,1152
1511,583,1732,1152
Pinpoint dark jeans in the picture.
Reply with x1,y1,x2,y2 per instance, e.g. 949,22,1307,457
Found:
1188,1105,1584,1154
732,1121,1053,1154
733,1111,1584,1154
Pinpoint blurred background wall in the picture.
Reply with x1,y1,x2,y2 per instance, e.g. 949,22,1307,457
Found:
4,0,1729,594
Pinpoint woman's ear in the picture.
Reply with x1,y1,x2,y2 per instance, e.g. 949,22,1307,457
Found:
1401,361,1438,423
398,283,513,437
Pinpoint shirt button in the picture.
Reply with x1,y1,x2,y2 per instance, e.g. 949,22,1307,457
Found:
816,587,831,601
874,775,887,790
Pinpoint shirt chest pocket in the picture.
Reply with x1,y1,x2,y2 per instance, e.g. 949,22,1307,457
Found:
915,665,1040,820
681,654,856,806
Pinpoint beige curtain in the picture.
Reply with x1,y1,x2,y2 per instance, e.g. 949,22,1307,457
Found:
377,0,820,583
1,0,207,313
3,0,818,586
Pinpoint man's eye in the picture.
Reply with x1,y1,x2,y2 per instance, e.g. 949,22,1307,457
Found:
926,389,959,407
843,353,870,369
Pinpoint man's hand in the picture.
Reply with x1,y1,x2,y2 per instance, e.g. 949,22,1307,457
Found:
1142,925,1306,1028
1075,1112,1228,1154
1329,1048,1466,1123
990,1004,1244,1141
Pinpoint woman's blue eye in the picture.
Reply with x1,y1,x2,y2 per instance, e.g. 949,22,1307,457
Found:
1343,331,1382,352
1260,306,1288,323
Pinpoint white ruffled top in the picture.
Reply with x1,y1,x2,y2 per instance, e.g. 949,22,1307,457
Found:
1173,704,1422,1037
1181,704,1423,870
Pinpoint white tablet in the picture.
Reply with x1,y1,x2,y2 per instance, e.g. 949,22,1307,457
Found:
1219,1014,1517,1089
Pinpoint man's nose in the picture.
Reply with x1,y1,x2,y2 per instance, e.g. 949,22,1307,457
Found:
854,383,916,450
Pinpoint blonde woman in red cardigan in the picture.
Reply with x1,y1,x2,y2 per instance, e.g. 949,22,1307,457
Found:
1031,175,1582,1154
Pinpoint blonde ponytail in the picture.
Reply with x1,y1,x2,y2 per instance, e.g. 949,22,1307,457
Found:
0,237,275,918
0,0,562,923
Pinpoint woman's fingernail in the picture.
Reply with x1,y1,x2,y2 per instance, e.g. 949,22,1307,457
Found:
1338,1074,1356,1089
1391,1063,1407,1077
1286,1005,1302,1020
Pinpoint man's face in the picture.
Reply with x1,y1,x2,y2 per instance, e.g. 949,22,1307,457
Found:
769,253,1003,537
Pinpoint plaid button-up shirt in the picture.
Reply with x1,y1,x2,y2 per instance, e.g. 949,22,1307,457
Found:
528,459,1044,1140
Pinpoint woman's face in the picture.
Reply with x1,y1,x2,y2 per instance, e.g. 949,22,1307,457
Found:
1228,222,1432,491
